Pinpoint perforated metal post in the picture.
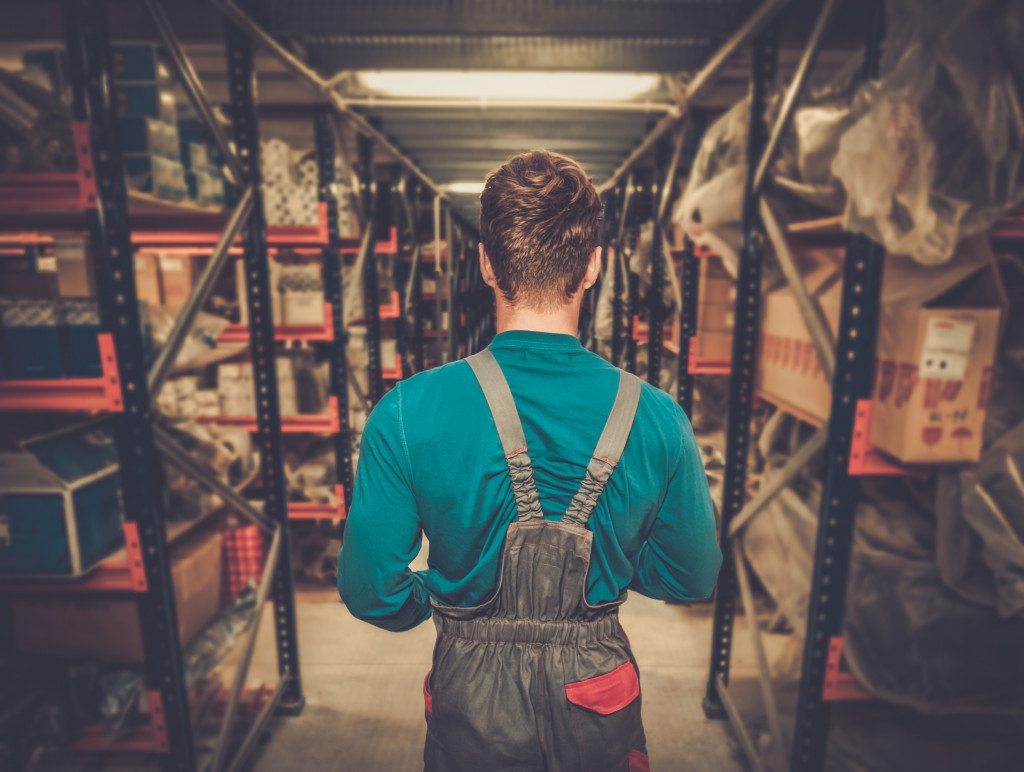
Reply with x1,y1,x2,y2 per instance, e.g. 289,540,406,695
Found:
704,20,779,718
356,131,385,405
624,175,643,375
314,105,354,510
790,5,885,769
225,11,303,710
63,2,195,768
675,110,708,417
647,140,669,387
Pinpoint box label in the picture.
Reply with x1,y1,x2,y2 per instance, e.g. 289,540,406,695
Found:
0,516,9,547
919,317,975,380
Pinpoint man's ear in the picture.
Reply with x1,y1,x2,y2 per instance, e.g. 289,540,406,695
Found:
479,244,498,289
581,247,602,291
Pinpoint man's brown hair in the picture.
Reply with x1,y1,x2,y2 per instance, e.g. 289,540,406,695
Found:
479,150,602,309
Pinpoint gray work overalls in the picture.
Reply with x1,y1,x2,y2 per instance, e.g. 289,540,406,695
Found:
423,349,649,772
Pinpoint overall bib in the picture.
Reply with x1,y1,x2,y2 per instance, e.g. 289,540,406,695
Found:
423,349,649,772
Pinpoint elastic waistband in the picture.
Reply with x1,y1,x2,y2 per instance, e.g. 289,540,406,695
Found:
433,611,623,646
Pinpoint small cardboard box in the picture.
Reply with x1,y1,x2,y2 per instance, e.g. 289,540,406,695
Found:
114,83,176,124
134,252,163,307
695,254,735,360
158,253,197,311
0,422,123,576
119,116,180,160
756,235,1005,463
11,529,223,662
54,235,94,298
124,154,187,200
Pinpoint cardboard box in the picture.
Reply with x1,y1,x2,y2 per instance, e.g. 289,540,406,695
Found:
756,235,1005,463
119,116,179,160
54,235,94,297
11,529,223,662
114,83,176,123
0,422,123,576
0,299,64,378
134,252,163,307
180,141,208,171
158,253,195,311
111,44,172,83
123,154,187,200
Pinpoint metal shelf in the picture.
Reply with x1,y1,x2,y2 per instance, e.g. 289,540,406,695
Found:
287,485,347,520
0,332,123,413
219,303,334,342
194,396,341,434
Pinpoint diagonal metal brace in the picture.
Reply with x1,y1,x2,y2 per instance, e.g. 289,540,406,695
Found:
752,0,839,196
728,423,829,538
207,525,282,772
152,422,275,534
760,198,836,383
147,185,255,400
142,0,245,187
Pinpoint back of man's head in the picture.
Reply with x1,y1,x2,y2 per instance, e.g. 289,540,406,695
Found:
479,150,603,310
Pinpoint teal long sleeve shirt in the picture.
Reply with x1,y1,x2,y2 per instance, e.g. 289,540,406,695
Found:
338,330,722,631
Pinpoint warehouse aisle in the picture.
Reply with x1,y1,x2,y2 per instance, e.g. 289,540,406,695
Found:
248,581,757,771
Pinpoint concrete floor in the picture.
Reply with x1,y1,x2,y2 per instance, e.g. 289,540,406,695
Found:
247,583,756,772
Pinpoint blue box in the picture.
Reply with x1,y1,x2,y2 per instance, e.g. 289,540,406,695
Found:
119,116,180,160
114,83,176,124
0,421,124,577
124,154,187,200
0,299,64,378
111,44,171,83
60,299,102,377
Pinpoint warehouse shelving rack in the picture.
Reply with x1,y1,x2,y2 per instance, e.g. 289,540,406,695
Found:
689,2,896,771
0,0,353,768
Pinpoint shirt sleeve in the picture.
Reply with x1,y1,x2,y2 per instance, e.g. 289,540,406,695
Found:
629,405,722,602
337,385,432,631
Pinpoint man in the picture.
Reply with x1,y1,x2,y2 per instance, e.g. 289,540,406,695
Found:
339,150,721,772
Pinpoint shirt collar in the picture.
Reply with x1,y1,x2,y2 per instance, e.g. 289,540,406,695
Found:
488,330,584,351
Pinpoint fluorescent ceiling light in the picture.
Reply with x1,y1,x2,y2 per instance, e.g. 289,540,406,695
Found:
443,181,485,195
359,71,661,101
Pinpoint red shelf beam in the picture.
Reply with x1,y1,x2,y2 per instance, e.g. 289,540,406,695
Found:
194,396,341,434
340,226,399,256
0,122,97,213
0,522,146,594
219,303,334,342
0,332,123,413
71,690,169,753
823,637,873,702
130,202,329,247
288,485,347,520
687,336,732,375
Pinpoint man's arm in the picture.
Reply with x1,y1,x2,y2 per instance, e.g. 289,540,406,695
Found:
629,406,722,601
338,386,432,631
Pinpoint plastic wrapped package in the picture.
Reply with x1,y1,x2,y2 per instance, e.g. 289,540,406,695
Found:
674,0,1024,269
743,411,1024,716
184,584,259,689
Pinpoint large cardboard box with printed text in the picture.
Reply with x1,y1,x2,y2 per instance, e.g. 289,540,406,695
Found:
756,233,1005,463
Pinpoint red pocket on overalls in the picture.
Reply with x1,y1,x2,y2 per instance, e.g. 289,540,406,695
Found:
423,671,433,715
564,661,640,714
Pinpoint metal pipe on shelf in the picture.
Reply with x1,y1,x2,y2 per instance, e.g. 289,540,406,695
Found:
153,423,276,534
208,525,283,772
147,186,255,400
597,0,791,195
759,198,836,382
141,0,245,187
751,0,839,197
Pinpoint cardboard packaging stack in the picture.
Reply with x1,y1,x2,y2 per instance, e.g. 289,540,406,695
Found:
11,529,223,662
756,233,1006,464
217,359,298,416
695,254,736,363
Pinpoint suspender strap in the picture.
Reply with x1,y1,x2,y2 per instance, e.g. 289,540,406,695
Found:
563,371,642,528
466,349,544,521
